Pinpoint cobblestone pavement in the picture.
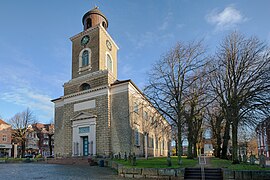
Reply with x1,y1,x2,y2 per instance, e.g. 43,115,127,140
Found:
0,163,132,180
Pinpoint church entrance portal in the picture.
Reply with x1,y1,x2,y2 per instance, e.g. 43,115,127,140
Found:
71,112,96,157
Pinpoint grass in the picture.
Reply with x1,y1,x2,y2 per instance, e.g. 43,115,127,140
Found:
210,158,270,170
114,156,270,170
113,156,197,168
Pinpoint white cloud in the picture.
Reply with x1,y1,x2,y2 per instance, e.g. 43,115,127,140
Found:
0,45,55,122
159,12,173,31
1,87,53,120
206,5,247,31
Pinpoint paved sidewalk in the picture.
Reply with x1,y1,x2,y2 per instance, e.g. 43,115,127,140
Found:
0,163,133,180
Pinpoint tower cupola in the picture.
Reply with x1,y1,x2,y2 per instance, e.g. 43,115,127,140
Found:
82,6,108,31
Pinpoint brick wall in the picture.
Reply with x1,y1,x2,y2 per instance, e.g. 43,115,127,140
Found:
111,91,132,155
0,124,12,145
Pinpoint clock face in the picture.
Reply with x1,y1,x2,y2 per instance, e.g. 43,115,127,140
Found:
106,40,112,51
81,35,90,46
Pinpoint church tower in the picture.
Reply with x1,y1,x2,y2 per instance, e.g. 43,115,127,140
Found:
52,7,118,157
70,6,118,82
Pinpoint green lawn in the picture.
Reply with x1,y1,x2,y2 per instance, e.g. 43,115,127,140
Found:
114,156,197,168
210,158,270,170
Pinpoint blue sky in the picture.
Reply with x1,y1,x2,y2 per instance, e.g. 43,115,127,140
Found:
0,0,269,123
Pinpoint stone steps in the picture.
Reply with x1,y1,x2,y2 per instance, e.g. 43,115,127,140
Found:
184,168,202,179
205,168,223,180
184,168,222,180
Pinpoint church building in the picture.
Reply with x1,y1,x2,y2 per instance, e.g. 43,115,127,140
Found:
52,7,171,158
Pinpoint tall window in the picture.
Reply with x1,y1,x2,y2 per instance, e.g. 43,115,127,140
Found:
79,48,91,71
163,140,165,150
135,129,140,146
134,102,139,113
102,21,106,28
82,50,89,66
86,18,92,29
2,135,7,142
143,111,148,120
106,54,113,72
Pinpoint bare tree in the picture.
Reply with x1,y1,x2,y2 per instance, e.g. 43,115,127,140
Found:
144,41,207,164
9,108,35,157
206,105,225,158
184,70,209,158
209,32,270,163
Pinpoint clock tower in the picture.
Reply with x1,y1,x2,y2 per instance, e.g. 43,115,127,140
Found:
70,6,118,81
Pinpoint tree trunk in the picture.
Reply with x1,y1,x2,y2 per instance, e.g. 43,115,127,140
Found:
175,140,178,156
216,134,222,158
187,130,193,159
232,120,239,164
21,140,26,158
177,123,182,165
221,120,230,159
193,141,198,158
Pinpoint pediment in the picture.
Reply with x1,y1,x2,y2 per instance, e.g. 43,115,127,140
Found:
71,112,97,121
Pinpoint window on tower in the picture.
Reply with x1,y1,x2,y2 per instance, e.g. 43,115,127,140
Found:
102,21,106,29
82,50,89,66
80,83,91,91
106,53,113,72
78,48,91,74
86,18,92,29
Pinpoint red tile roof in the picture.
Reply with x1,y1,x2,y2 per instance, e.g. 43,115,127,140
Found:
0,119,9,125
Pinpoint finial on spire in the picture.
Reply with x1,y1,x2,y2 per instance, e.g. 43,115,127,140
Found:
94,5,99,9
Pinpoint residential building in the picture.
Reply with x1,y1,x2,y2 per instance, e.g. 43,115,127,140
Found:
26,123,54,157
256,117,270,157
0,119,12,157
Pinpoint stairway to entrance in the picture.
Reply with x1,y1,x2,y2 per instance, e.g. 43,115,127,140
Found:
184,168,202,180
204,168,223,179
184,168,222,180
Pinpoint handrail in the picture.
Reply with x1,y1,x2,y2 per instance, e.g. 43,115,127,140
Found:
201,165,205,180
199,153,206,180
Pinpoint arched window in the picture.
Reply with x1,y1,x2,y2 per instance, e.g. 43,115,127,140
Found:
79,48,91,73
102,21,106,29
80,83,91,91
86,18,92,29
82,50,89,66
106,53,113,72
